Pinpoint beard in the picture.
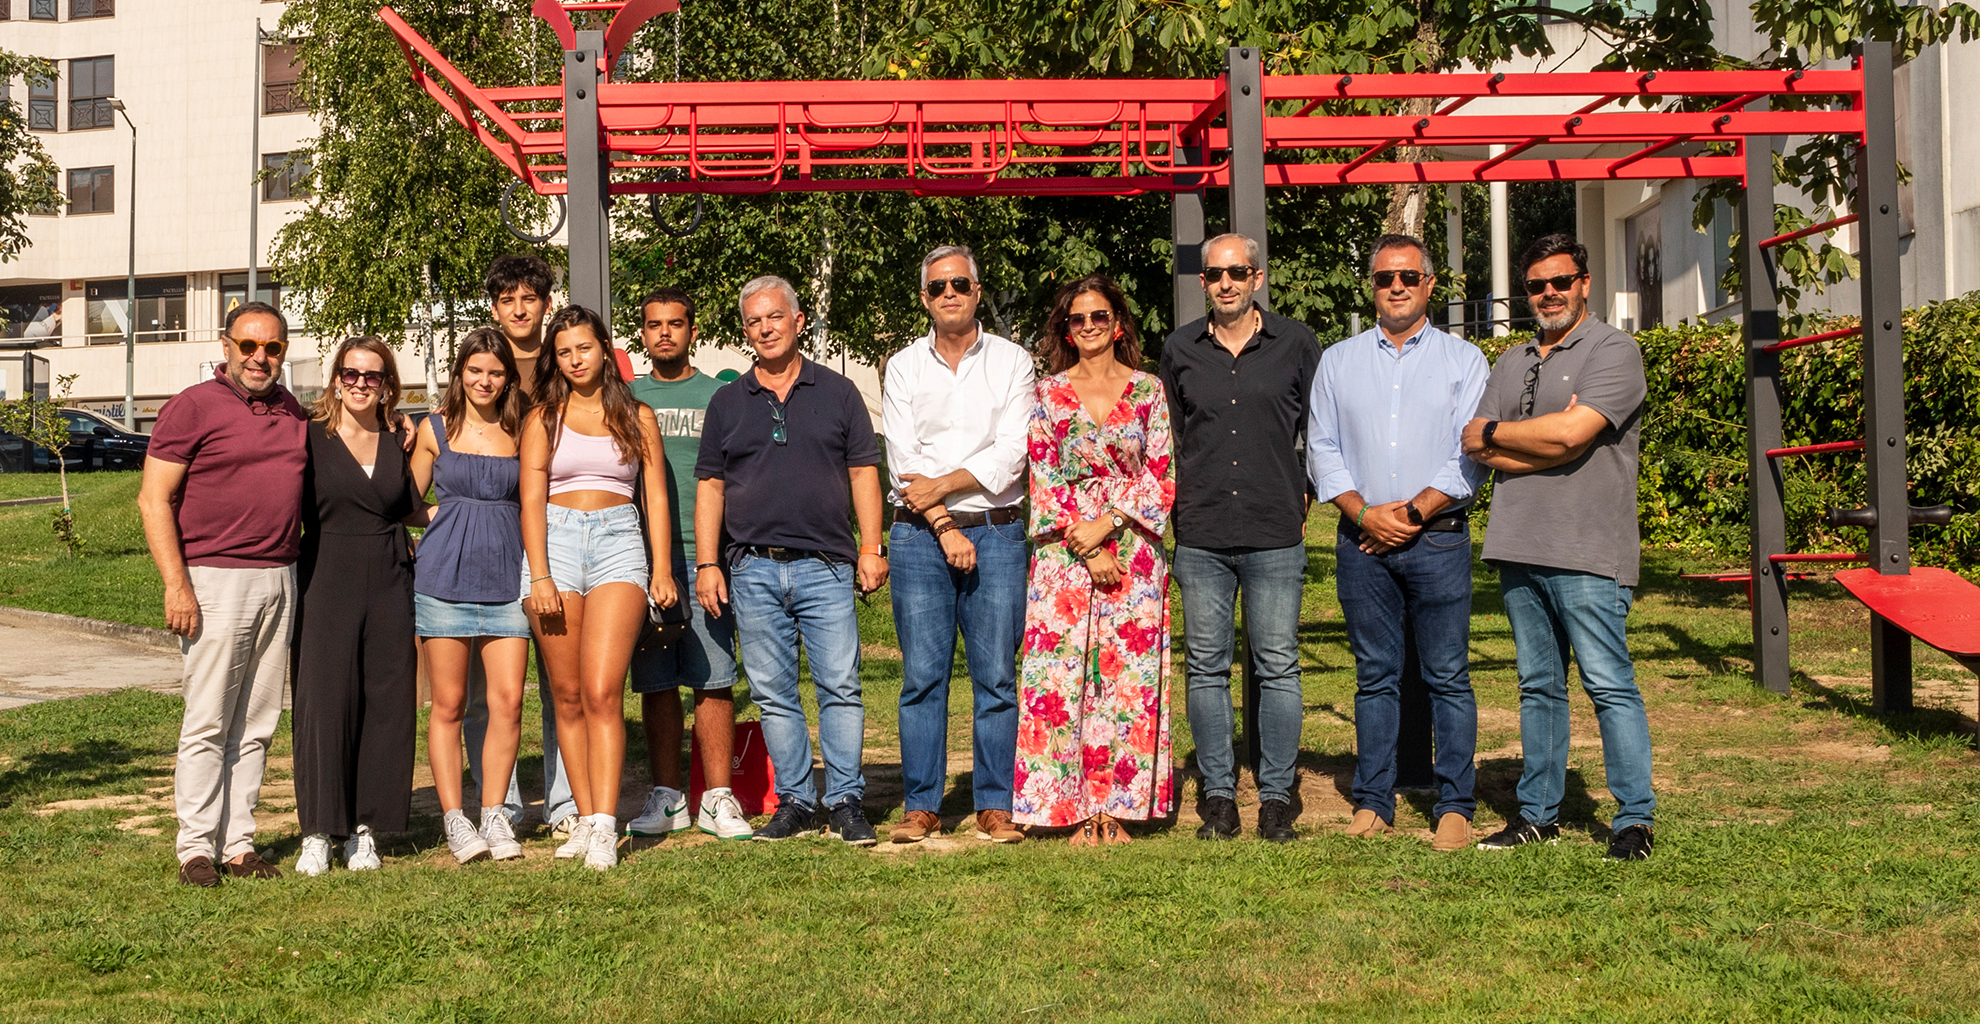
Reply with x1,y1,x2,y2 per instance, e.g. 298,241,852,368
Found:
1533,295,1584,333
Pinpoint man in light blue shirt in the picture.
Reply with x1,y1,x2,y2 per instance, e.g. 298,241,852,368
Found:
1308,233,1488,851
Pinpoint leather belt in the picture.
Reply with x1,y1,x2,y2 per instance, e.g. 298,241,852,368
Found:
896,506,1023,529
1422,513,1468,533
732,544,845,564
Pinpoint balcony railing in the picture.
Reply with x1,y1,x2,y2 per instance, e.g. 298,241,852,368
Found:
263,83,306,115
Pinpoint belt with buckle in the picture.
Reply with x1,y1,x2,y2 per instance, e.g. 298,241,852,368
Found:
1422,513,1468,533
896,506,1023,529
733,544,842,564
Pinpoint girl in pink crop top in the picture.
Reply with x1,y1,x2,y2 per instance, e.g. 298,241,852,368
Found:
547,425,637,498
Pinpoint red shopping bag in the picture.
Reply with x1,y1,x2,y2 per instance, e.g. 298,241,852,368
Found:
690,720,778,817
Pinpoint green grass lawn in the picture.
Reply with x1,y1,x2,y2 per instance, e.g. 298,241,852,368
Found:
2,472,1978,1021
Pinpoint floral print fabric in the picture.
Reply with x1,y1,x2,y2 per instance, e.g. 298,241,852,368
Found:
1012,370,1177,826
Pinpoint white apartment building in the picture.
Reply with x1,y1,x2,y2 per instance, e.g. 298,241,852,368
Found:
0,0,346,426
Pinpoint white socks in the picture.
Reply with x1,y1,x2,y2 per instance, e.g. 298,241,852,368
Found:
587,813,617,834
701,786,732,808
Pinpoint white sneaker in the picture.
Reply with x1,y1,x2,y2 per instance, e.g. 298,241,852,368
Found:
295,834,333,877
480,807,523,860
627,786,691,836
344,825,381,871
550,813,581,840
444,809,490,864
554,817,594,860
584,824,618,871
697,790,754,840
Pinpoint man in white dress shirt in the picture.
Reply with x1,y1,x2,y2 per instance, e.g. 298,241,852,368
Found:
882,244,1035,845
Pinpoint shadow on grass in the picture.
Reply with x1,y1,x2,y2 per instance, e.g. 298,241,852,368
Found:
0,738,163,811
1794,672,1979,746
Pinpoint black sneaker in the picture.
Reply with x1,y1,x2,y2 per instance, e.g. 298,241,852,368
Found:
1195,795,1240,840
1256,798,1299,843
826,800,877,847
751,804,819,842
1475,818,1562,850
1605,824,1654,861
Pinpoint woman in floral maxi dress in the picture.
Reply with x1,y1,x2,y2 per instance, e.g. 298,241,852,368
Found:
1013,275,1177,846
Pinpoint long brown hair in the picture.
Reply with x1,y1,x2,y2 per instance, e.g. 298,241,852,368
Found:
535,304,644,465
439,327,523,442
314,335,402,428
1042,275,1142,374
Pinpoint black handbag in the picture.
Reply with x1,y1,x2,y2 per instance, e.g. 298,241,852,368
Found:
633,465,690,651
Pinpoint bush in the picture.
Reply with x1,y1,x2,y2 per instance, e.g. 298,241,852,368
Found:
1468,291,1980,570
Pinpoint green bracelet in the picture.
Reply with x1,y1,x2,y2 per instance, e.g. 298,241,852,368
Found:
1355,506,1369,529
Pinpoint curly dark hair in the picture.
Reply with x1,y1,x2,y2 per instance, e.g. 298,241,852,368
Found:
484,255,557,306
1041,274,1142,374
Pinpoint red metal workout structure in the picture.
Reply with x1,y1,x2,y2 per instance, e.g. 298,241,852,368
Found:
384,0,1978,705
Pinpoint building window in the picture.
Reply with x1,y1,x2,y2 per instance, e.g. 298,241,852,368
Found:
28,0,54,19
0,283,62,341
69,56,114,130
86,277,186,343
220,273,283,320
67,166,111,215
263,44,306,114
27,72,55,131
261,152,313,201
29,170,57,215
0,2,11,20
1623,204,1662,333
70,0,111,18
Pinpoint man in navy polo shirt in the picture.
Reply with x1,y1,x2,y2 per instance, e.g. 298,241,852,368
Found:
694,275,888,846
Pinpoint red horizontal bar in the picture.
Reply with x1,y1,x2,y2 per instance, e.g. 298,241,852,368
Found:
1766,440,1866,458
1758,213,1859,249
1761,326,1862,353
1260,69,1860,101
1770,552,1868,563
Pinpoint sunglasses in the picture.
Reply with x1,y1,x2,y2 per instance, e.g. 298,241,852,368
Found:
339,368,386,390
1520,360,1542,417
767,399,787,446
924,277,974,298
1065,310,1115,332
1202,265,1256,283
231,336,286,360
1524,272,1587,295
1372,270,1425,289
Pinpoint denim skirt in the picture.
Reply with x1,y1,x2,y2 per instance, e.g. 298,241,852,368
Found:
414,591,533,639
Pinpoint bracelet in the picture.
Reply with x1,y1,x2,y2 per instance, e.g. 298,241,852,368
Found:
1355,506,1369,529
530,574,552,583
695,562,720,571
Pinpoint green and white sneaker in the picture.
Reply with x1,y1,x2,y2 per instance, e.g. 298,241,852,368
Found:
627,786,691,836
696,789,754,840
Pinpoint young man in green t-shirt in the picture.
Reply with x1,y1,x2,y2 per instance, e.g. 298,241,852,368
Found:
625,287,753,840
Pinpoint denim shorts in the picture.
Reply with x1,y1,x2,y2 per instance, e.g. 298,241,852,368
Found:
630,566,739,693
545,503,649,595
414,591,532,639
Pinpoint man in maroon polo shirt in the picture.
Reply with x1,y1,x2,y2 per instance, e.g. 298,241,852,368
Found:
139,302,308,886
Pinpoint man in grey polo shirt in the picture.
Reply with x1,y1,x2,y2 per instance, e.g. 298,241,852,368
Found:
1461,233,1656,861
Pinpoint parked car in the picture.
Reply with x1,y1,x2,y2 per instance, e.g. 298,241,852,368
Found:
0,407,150,473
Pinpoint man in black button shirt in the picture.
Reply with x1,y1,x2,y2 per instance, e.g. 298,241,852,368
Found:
694,275,889,845
1157,232,1322,842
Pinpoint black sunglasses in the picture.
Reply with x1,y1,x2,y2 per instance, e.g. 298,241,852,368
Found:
1524,272,1587,295
767,399,787,446
231,336,286,360
1372,270,1425,289
1520,360,1542,417
924,277,974,298
338,368,386,389
1202,265,1256,283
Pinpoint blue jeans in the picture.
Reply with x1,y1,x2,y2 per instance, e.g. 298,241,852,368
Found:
1335,525,1477,822
730,553,864,812
1498,562,1655,831
1174,542,1307,804
889,517,1027,814
464,649,575,827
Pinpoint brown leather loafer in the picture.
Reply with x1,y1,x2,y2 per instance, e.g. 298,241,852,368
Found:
973,809,1024,844
1431,812,1472,851
890,809,941,844
1345,809,1391,837
224,850,283,880
178,856,222,888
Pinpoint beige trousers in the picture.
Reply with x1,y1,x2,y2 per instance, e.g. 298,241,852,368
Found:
174,564,296,864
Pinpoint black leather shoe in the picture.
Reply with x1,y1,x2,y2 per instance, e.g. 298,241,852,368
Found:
1195,795,1240,840
1605,824,1654,861
1256,798,1298,842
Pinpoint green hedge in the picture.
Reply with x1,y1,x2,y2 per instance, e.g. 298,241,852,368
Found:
1471,291,1980,571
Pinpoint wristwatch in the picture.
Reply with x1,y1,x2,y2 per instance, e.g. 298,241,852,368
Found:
1405,501,1424,526
1482,420,1500,448
860,544,888,558
1108,510,1126,531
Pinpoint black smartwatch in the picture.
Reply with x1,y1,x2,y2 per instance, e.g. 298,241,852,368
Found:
1482,420,1500,449
1405,501,1424,526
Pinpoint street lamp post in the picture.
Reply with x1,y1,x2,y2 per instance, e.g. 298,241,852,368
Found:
110,98,136,430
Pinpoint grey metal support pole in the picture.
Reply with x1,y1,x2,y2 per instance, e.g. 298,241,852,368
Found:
565,31,612,318
1740,133,1791,697
1171,140,1206,330
249,21,263,306
1226,46,1268,310
1856,40,1912,710
124,114,136,429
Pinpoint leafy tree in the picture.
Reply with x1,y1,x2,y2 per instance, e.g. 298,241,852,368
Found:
0,49,64,263
0,373,86,557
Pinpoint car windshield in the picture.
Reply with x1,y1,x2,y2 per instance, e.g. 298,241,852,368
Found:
61,410,114,433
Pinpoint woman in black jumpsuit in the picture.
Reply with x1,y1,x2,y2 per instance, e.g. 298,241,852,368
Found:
292,336,424,873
